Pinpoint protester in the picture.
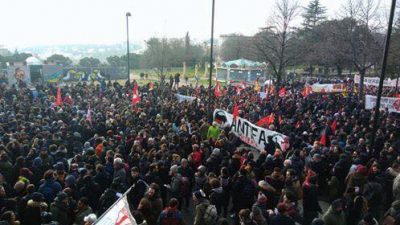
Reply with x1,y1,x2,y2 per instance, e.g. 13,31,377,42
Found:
0,78,398,225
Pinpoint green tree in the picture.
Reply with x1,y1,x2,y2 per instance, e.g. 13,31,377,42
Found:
79,57,101,67
46,54,72,66
302,0,327,30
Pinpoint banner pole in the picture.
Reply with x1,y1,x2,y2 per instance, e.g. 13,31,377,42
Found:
93,184,134,224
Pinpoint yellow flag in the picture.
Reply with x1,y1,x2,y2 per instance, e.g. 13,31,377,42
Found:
342,88,348,97
254,80,261,92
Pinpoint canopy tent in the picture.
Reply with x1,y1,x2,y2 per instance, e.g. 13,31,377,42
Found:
217,59,267,83
221,58,265,68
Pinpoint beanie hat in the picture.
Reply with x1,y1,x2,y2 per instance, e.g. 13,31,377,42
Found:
193,189,206,200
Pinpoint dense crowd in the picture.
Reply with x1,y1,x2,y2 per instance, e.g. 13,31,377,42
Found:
0,78,399,225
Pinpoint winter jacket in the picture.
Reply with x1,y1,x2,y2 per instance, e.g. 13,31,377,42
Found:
270,214,295,225
193,200,210,225
209,187,223,216
73,206,92,225
323,206,347,225
39,179,62,203
50,200,70,225
22,200,44,225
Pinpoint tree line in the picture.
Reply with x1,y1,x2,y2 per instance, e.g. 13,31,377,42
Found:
220,0,400,96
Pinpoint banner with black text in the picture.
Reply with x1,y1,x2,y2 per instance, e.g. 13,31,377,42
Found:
213,109,287,151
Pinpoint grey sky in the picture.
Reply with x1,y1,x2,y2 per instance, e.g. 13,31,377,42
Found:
0,0,392,49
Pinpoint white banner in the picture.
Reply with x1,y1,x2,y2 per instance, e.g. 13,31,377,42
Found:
213,109,287,151
354,75,397,87
176,94,197,103
95,195,137,225
311,83,346,93
365,95,400,113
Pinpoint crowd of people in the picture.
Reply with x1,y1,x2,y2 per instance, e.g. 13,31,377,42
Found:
0,77,399,225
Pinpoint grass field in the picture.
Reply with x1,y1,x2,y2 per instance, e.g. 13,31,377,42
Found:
130,67,218,86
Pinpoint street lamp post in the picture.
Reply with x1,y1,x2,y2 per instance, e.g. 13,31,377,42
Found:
370,0,397,152
208,0,215,122
126,12,131,83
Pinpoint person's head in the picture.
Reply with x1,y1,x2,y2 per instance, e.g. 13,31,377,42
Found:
138,198,151,210
0,211,16,223
56,192,69,205
78,197,89,209
43,170,54,180
238,209,251,222
210,178,220,189
147,183,159,197
168,198,179,209
131,167,140,179
331,199,343,213
84,213,97,225
192,189,206,203
181,158,188,168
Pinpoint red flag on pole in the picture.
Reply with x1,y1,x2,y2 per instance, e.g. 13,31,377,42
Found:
215,80,221,97
233,104,239,121
257,114,275,127
279,87,286,97
54,83,62,107
320,128,327,146
132,85,140,107
330,120,337,133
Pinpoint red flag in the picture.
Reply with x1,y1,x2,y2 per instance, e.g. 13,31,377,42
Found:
257,114,274,127
55,83,62,107
320,128,327,146
279,87,286,97
302,86,312,97
132,85,140,107
86,102,92,122
330,120,337,133
233,104,239,120
215,80,221,97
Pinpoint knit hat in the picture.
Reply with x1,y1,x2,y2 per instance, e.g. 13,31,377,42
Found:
32,192,44,202
356,165,367,175
56,192,68,202
84,214,97,223
193,189,206,200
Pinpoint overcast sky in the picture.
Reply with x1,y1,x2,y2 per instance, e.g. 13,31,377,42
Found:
0,0,393,49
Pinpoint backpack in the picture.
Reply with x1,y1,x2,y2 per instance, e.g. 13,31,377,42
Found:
180,176,190,195
203,204,218,225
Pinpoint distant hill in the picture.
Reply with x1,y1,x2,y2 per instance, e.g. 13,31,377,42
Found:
20,43,143,62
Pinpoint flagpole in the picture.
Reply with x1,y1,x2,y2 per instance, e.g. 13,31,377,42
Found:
371,0,397,150
208,0,215,123
94,185,135,224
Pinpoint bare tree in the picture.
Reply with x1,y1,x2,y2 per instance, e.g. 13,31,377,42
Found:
253,0,300,89
340,0,384,97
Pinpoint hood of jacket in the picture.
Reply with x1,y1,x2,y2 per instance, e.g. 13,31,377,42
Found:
211,187,223,194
